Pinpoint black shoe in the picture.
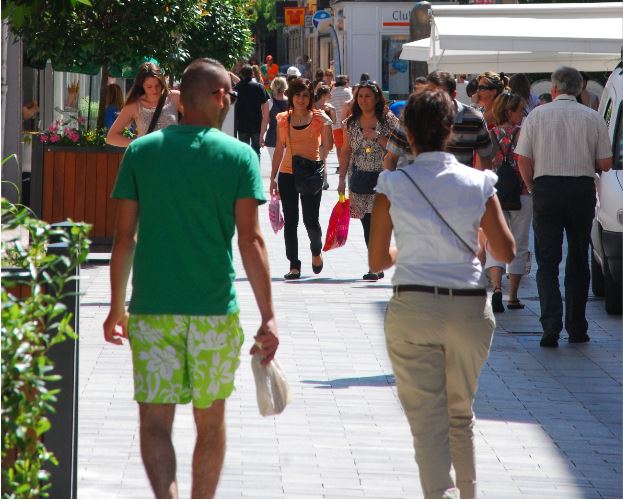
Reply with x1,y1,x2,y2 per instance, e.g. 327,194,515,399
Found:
491,289,504,313
323,181,330,190
540,332,559,348
284,270,301,280
569,333,590,344
378,271,384,279
312,256,324,274
363,272,379,281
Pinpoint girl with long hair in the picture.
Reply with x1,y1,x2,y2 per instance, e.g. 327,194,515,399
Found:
337,80,399,281
106,62,180,147
269,78,333,280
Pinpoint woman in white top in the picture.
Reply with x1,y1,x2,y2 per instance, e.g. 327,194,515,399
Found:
106,62,180,147
369,90,515,499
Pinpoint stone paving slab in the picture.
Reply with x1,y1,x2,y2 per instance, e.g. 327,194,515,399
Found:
77,149,622,498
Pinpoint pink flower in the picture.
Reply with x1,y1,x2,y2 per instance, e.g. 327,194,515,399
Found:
48,122,59,133
49,133,60,143
64,127,73,136
39,134,49,143
68,131,80,143
77,116,86,125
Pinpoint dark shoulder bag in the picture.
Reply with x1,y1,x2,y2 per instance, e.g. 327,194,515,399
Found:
349,124,381,195
288,113,324,196
492,129,521,211
146,93,167,134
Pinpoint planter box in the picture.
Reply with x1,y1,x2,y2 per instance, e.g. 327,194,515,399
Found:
31,141,125,250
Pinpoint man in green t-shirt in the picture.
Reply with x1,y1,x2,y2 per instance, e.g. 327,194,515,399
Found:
103,58,279,498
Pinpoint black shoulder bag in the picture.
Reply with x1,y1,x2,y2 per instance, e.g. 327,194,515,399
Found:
397,169,478,257
146,93,167,134
349,125,381,195
492,129,522,211
288,112,324,196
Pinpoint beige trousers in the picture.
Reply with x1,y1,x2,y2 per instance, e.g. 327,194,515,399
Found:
385,290,495,499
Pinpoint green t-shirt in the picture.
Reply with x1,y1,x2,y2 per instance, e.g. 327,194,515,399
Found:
112,125,265,316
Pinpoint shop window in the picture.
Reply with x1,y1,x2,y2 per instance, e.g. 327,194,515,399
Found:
382,35,409,101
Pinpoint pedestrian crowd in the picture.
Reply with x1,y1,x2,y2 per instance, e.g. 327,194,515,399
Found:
104,55,612,499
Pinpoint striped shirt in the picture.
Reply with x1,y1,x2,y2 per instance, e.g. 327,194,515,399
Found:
328,86,353,130
515,94,612,179
386,100,492,167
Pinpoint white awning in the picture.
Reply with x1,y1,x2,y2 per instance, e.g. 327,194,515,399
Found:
401,39,620,73
400,3,623,73
434,16,622,55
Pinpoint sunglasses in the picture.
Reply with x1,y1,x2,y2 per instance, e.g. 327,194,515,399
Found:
211,88,238,104
356,80,380,92
477,85,497,91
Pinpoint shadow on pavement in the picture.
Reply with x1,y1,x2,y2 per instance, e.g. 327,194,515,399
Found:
301,373,396,389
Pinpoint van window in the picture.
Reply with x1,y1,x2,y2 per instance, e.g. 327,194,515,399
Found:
614,103,622,170
603,98,613,128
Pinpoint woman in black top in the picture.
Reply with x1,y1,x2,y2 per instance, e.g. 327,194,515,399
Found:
261,76,289,162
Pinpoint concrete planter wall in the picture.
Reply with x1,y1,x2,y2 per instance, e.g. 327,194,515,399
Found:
31,140,125,250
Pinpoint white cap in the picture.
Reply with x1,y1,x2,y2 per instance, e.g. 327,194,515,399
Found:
287,66,301,77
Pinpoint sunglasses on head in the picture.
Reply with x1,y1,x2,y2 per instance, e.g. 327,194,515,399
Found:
357,80,379,91
477,84,497,91
211,88,238,104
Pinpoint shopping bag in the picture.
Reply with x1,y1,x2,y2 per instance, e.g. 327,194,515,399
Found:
322,193,350,251
251,353,292,416
268,194,284,234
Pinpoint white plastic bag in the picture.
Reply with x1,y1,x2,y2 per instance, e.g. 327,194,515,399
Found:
251,354,292,416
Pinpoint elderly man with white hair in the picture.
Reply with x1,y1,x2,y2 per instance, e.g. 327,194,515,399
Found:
515,66,612,348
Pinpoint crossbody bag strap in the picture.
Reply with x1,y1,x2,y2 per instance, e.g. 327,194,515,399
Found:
146,93,167,134
397,169,478,257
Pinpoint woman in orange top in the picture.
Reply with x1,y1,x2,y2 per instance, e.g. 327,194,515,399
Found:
270,78,333,280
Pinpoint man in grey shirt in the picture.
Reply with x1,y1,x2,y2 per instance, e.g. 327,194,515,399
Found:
516,66,612,348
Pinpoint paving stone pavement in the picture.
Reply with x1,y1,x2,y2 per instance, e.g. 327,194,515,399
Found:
77,149,622,499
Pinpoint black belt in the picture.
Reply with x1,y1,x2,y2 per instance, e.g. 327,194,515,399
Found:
393,285,486,297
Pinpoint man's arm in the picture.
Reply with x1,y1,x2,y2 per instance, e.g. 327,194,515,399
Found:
517,155,535,192
596,156,612,172
236,198,279,364
259,102,269,148
103,199,138,344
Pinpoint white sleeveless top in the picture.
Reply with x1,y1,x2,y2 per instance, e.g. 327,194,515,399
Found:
136,93,178,136
375,152,498,288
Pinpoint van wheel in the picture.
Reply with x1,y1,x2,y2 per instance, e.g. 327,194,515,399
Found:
591,251,605,297
603,255,622,315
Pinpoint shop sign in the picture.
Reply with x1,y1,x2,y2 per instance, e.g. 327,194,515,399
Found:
382,8,410,27
285,7,306,26
305,15,313,28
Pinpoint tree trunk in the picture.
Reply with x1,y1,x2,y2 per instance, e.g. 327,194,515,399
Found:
96,65,108,129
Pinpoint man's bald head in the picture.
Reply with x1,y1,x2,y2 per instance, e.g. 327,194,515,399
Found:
180,58,229,111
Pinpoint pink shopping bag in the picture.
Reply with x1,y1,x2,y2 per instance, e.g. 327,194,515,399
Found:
269,194,284,234
323,194,350,252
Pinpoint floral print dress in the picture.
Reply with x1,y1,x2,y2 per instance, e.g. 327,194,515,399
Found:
347,112,399,219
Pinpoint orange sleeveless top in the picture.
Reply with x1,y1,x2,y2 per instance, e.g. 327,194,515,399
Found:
276,110,328,174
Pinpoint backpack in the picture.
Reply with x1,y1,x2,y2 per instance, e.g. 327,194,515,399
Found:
493,128,522,211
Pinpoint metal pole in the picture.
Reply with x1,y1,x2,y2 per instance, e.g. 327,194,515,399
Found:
86,75,92,130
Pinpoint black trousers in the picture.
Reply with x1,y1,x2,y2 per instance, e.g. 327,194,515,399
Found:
278,172,323,271
361,213,371,248
532,176,595,338
238,131,261,158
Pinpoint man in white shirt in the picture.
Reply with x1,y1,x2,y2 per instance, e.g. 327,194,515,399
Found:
516,66,612,348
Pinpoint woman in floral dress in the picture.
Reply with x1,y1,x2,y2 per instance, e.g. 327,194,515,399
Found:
337,81,399,281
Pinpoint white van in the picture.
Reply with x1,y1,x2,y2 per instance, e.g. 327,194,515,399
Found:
591,66,623,314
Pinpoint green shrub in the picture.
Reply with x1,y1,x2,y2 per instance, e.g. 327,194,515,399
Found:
1,198,91,498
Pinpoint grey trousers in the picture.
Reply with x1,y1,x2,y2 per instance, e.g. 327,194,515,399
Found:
385,290,495,498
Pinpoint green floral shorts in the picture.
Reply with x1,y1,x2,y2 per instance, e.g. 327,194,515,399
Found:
127,313,244,409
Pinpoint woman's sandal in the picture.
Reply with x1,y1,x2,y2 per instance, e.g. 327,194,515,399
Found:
507,299,525,310
284,270,301,280
491,287,504,313
312,256,324,275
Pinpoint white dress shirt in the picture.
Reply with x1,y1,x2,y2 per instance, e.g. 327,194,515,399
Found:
514,94,612,179
376,152,497,288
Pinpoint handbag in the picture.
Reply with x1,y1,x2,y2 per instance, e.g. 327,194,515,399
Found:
268,194,284,234
288,113,324,195
349,164,380,195
492,129,522,211
397,169,478,257
323,193,350,251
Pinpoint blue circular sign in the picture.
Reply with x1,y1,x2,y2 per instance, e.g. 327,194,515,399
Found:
312,10,332,30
